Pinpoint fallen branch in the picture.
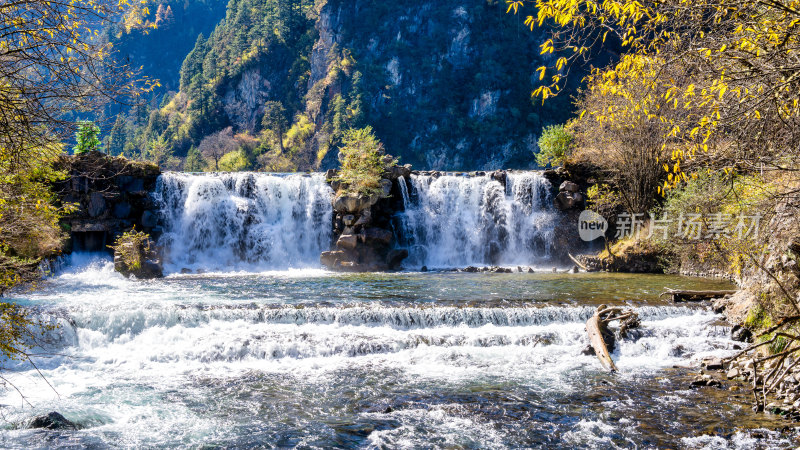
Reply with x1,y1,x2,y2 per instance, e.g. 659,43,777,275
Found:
660,289,737,303
568,253,588,271
586,305,640,372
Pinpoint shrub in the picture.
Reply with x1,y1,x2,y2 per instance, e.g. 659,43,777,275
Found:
218,150,249,172
109,229,153,271
536,124,573,168
335,127,391,196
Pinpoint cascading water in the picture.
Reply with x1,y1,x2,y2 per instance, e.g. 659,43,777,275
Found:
2,172,790,447
398,172,556,268
4,260,782,448
155,172,333,272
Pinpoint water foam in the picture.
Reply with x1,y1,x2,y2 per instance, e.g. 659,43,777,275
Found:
399,172,556,267
156,172,333,272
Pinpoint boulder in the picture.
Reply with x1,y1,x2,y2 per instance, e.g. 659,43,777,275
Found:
387,248,409,269
112,235,163,279
336,234,359,250
113,202,132,219
490,170,507,187
87,192,106,218
333,193,378,213
28,412,77,430
380,179,392,197
690,375,722,388
559,181,580,193
554,191,577,210
354,209,372,227
321,250,347,268
361,228,393,247
141,210,158,229
343,215,356,227
731,325,753,343
701,357,725,371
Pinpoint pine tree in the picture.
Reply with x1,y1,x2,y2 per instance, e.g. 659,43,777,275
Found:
73,121,102,155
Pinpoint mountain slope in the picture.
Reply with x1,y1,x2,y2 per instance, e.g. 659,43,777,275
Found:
122,0,597,170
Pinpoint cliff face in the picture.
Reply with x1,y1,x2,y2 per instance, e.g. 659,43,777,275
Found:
137,0,585,171
309,0,568,170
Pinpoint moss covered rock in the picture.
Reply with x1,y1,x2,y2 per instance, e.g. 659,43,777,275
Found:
110,230,163,279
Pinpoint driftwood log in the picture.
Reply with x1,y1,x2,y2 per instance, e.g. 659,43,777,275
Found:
568,253,588,271
660,289,737,303
586,305,640,372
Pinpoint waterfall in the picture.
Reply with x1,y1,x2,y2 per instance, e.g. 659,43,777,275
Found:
155,172,333,272
399,172,556,268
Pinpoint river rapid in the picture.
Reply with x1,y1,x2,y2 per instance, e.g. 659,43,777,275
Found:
1,254,796,448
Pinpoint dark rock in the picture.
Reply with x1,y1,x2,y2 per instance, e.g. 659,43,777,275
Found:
731,325,753,343
326,169,337,180
554,191,581,211
29,412,77,430
354,209,372,227
113,202,132,219
670,345,686,357
113,236,163,279
463,266,479,273
180,268,192,274
141,210,158,229
336,234,359,251
559,181,579,193
380,179,392,197
421,266,428,272
490,170,507,187
343,215,356,227
691,375,722,388
321,250,347,268
702,357,725,371
122,178,144,192
527,268,535,273
361,228,393,247
333,193,378,213
386,248,409,269
87,192,106,218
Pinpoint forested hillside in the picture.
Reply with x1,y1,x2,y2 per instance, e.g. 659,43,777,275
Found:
105,0,603,171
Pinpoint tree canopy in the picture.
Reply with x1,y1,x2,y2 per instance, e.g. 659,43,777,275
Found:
509,0,800,187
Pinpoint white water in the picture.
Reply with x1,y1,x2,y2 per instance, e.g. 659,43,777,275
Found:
155,172,333,272
399,172,556,268
0,254,763,448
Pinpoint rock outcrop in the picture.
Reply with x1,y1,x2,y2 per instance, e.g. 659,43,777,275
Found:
320,161,411,272
111,231,164,279
53,152,162,253
28,412,77,431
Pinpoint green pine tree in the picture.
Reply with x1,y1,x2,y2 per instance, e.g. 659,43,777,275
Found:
73,121,102,155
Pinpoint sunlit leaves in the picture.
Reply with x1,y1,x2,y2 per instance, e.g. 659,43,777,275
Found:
510,0,800,189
